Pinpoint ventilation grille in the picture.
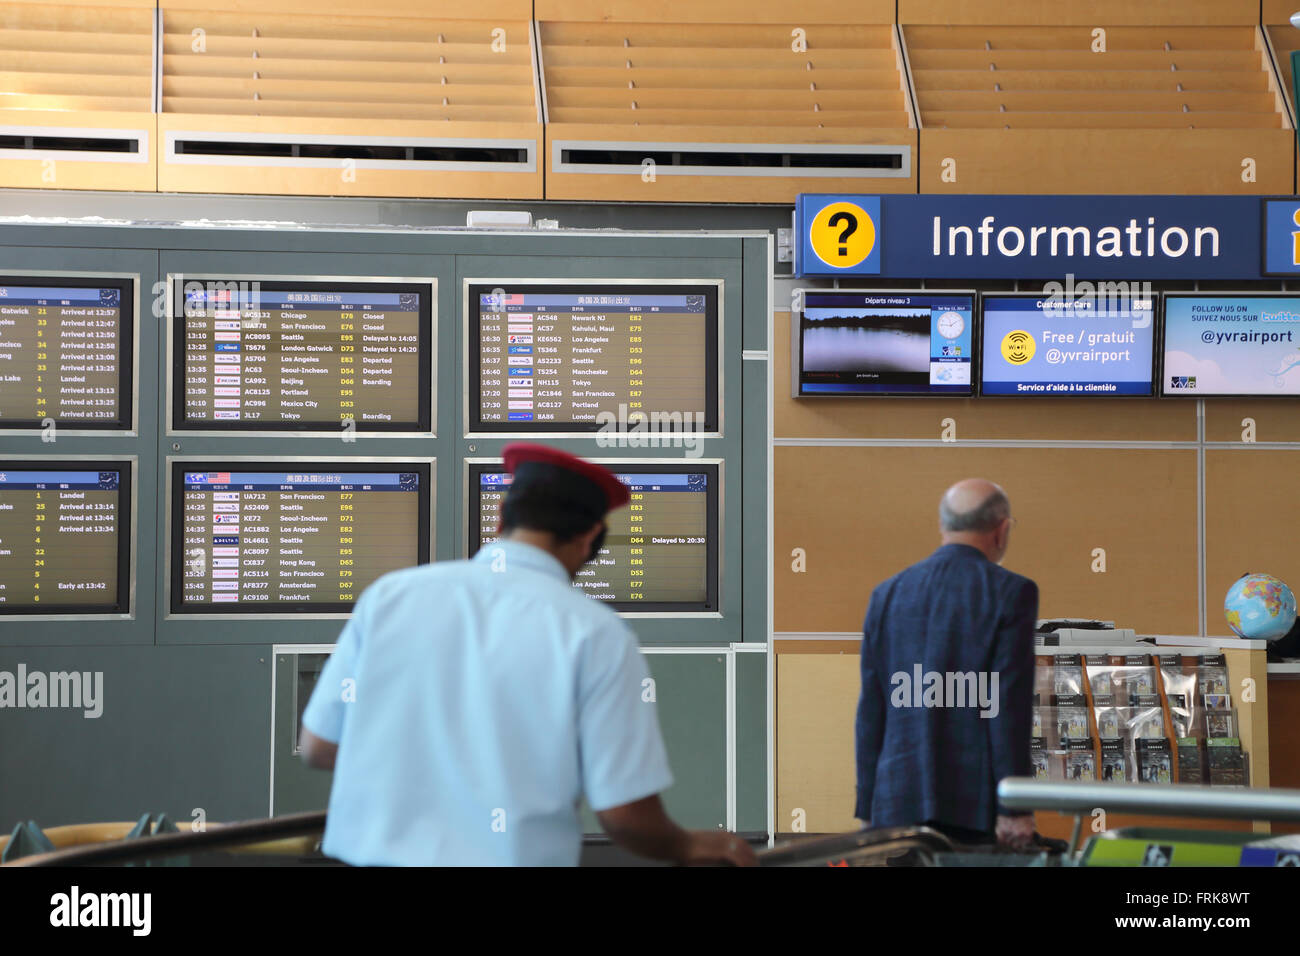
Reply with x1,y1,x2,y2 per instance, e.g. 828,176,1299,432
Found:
552,140,909,178
160,9,538,121
165,131,535,171
0,2,154,112
0,126,147,159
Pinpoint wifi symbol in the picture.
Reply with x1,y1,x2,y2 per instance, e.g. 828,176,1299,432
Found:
1000,330,1036,364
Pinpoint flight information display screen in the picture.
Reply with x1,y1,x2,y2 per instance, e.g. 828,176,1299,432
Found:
467,283,719,433
468,462,719,613
172,279,432,432
0,277,134,429
170,462,431,614
0,462,132,614
798,291,975,396
1163,295,1300,396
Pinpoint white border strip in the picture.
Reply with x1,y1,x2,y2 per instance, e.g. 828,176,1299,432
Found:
725,646,737,831
775,437,1201,449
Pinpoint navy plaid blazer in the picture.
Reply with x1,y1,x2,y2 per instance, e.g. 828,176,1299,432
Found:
854,543,1039,834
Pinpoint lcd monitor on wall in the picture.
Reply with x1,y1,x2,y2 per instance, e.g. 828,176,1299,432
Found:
796,290,975,396
0,276,135,430
467,460,720,614
0,460,132,615
1162,294,1300,396
171,277,433,432
466,282,720,434
169,460,431,615
979,293,1156,396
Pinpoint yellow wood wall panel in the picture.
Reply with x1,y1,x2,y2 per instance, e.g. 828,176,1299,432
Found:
545,66,904,91
918,91,1276,113
912,70,1271,94
1268,25,1298,95
542,46,898,70
917,128,1294,194
544,107,909,127
898,0,1258,26
1204,450,1300,630
1205,401,1300,443
906,25,1259,51
1264,0,1298,24
0,157,157,191
159,0,532,19
775,652,861,833
1222,646,1270,791
906,49,1261,71
543,170,916,203
774,445,1200,635
0,109,155,191
4,0,154,7
925,112,1284,130
0,4,154,28
157,162,542,199
536,0,895,25
774,310,1197,441
540,22,893,52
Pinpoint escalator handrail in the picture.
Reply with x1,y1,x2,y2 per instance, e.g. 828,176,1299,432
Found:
758,825,956,866
998,777,1300,821
2,810,327,867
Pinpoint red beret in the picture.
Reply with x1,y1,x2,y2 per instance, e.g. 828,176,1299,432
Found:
502,443,630,512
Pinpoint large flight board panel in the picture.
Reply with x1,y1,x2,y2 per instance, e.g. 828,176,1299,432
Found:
171,278,433,432
170,461,431,615
467,460,720,614
0,277,134,429
0,462,132,614
467,282,719,435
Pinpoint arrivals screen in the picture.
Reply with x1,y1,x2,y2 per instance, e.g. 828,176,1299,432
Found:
171,462,430,614
0,277,133,429
468,462,719,613
980,294,1156,396
797,291,974,396
0,462,131,614
1163,295,1300,396
467,283,719,433
173,280,431,431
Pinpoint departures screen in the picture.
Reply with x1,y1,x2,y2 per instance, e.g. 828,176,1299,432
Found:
0,463,131,614
0,278,133,429
798,291,975,396
173,280,431,431
468,283,719,433
469,462,719,613
171,462,430,614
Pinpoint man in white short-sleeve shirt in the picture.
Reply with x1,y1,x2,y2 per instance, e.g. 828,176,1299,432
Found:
299,443,755,867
